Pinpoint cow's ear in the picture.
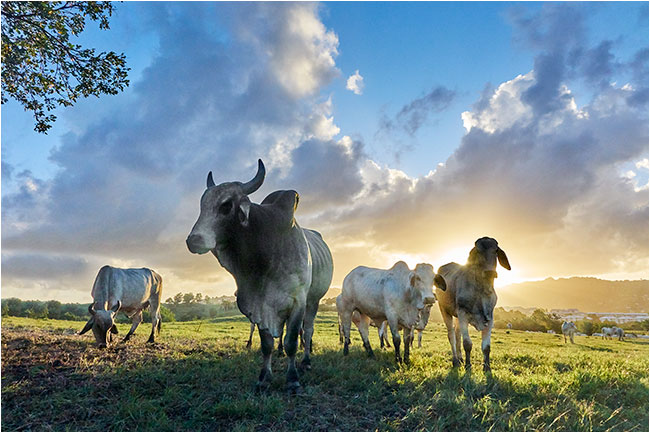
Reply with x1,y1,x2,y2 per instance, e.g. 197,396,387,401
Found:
434,274,447,291
409,273,421,288
110,324,119,334
79,318,94,335
497,247,511,270
238,196,251,227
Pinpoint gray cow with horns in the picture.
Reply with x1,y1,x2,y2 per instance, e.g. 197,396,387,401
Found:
186,159,333,393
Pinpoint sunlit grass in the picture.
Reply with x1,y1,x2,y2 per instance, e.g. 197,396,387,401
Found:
2,313,648,431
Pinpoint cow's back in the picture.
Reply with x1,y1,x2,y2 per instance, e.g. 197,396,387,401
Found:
342,264,408,321
303,228,333,304
91,266,158,312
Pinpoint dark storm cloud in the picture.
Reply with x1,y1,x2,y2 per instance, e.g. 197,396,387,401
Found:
379,86,456,136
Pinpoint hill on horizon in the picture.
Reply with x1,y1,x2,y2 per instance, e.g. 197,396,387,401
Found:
324,277,649,314
498,277,648,313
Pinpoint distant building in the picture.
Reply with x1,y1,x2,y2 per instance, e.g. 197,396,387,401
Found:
552,309,648,324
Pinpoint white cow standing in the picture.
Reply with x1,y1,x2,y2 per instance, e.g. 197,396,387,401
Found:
561,321,577,344
337,261,446,364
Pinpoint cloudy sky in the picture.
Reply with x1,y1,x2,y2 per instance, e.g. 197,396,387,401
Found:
2,2,648,303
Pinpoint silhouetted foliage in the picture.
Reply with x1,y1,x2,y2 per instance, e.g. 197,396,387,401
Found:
1,1,129,132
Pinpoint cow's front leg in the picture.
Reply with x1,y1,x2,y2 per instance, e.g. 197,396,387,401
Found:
256,328,274,391
387,317,402,364
341,308,353,356
284,307,304,394
458,313,472,371
246,323,255,349
300,301,319,370
276,326,285,357
403,327,413,365
481,321,493,373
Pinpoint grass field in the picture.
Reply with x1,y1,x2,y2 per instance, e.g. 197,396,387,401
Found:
2,312,648,431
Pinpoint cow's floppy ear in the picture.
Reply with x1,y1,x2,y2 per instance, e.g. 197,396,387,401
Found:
409,273,421,288
110,324,119,334
497,247,511,270
79,318,94,335
434,274,446,291
238,196,251,227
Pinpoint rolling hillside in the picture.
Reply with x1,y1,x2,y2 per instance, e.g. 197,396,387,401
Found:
497,277,649,313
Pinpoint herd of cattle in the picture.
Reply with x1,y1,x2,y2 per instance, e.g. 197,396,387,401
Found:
77,159,630,391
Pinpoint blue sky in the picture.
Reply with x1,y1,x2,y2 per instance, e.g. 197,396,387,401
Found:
2,2,648,302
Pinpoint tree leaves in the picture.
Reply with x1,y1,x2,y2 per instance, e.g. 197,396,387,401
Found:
1,1,129,133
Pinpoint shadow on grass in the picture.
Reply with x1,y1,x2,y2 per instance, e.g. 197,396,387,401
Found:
2,324,648,431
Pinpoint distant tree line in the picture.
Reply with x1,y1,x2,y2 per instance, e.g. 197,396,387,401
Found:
493,307,649,335
1,294,242,323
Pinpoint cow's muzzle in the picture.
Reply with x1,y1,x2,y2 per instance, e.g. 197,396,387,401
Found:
186,234,211,254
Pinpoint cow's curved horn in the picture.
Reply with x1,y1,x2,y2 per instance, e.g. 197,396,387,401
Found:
88,303,96,316
241,159,265,195
111,300,122,313
207,172,215,188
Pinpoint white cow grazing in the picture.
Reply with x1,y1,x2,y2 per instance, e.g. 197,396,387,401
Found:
562,321,577,344
601,327,616,339
79,266,163,348
338,261,446,364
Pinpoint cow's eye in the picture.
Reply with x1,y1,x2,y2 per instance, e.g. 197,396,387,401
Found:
219,200,233,215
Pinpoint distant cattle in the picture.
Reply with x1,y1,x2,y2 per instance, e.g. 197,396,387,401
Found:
561,321,577,344
337,261,445,364
613,326,625,341
186,160,333,392
79,266,163,348
601,327,615,339
437,237,511,372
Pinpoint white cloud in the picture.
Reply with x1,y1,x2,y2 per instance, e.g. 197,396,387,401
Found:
346,70,364,95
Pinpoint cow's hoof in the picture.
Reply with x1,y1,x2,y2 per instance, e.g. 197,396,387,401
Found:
255,381,271,393
246,342,252,350
404,357,410,366
343,347,349,356
286,381,302,395
452,358,461,368
300,359,312,371
464,363,472,371
483,364,491,373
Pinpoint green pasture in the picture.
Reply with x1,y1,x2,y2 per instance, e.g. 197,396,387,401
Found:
1,312,648,431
